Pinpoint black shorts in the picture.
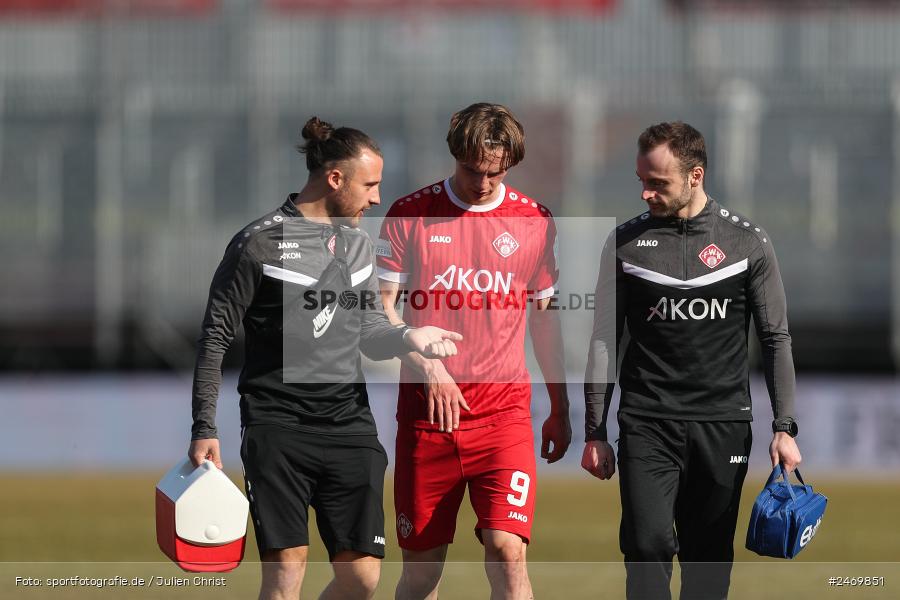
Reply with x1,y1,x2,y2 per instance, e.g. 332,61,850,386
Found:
240,424,388,560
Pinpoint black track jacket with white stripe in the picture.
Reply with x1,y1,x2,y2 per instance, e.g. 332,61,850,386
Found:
191,195,408,440
584,197,796,442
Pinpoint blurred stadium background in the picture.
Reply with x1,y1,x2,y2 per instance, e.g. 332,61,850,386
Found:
1,0,899,597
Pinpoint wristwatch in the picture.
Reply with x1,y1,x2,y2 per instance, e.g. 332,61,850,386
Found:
772,418,798,438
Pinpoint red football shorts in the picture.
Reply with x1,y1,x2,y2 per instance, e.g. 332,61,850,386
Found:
393,417,536,551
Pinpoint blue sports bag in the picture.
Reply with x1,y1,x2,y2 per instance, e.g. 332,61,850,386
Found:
745,464,827,559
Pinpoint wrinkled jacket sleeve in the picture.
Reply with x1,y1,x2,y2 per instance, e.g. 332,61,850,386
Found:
583,233,626,442
747,234,796,424
191,237,262,440
359,243,409,360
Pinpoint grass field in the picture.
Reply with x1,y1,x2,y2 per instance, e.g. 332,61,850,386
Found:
1,473,898,598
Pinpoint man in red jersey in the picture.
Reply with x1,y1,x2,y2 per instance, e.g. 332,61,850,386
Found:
377,103,571,599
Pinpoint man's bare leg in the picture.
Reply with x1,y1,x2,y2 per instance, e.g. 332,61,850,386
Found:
319,551,381,600
482,529,532,600
259,546,308,600
395,545,449,600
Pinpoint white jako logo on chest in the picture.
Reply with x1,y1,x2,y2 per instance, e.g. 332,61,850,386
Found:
636,239,658,247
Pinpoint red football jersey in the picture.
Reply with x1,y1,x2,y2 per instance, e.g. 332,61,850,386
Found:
377,179,558,429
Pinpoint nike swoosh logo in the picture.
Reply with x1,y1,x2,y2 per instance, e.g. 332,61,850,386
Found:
313,304,337,339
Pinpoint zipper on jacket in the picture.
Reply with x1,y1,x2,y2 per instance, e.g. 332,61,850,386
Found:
679,219,688,280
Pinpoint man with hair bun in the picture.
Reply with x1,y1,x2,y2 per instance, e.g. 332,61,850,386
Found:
378,103,572,599
188,116,462,600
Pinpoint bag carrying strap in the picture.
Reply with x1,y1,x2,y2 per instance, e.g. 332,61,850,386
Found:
767,464,807,502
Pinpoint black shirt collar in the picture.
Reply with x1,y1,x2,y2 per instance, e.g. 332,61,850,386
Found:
650,196,716,229
281,194,300,217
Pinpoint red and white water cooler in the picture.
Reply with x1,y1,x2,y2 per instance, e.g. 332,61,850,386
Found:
156,458,249,572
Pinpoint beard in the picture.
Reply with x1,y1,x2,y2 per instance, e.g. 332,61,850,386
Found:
327,186,362,227
660,178,693,217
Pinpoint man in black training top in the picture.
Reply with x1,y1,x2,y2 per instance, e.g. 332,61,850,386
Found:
582,122,802,600
188,117,462,600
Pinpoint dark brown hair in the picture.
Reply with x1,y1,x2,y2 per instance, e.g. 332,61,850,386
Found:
297,116,381,173
446,103,525,172
638,121,707,175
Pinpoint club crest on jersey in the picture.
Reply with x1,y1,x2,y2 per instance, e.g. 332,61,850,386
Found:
397,513,413,538
699,243,726,269
492,232,519,258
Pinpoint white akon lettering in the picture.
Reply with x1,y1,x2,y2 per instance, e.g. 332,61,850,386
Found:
430,265,513,294
647,297,732,321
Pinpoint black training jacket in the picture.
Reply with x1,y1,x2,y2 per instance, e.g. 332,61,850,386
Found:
584,197,796,441
191,195,408,440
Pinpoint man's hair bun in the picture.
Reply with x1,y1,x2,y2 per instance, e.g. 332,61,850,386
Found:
300,117,334,143
296,116,382,173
